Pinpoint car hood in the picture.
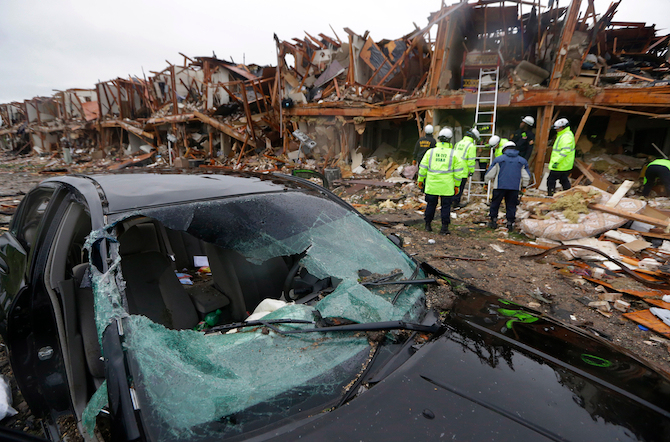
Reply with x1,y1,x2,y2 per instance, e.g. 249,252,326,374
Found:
261,291,670,442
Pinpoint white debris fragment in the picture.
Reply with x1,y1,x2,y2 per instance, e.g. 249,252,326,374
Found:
489,244,505,253
0,375,17,421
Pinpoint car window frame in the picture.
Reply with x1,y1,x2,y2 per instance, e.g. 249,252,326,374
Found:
10,184,59,251
13,184,67,280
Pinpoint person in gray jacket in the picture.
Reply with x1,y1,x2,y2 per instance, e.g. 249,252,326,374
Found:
484,141,531,231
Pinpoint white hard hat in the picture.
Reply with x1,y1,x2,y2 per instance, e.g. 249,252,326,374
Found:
471,128,481,140
553,118,569,130
438,128,453,140
522,116,535,126
502,141,517,150
425,124,434,134
488,135,501,147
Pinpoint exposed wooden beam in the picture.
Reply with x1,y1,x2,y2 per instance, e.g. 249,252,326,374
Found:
193,111,256,148
574,105,592,141
532,105,554,188
589,104,670,120
101,119,155,144
549,0,583,89
590,203,670,228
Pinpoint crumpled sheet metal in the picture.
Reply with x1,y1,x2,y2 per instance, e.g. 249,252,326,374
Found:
519,187,646,241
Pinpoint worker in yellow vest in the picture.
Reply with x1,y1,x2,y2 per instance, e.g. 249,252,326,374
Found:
452,128,480,207
642,158,670,197
546,118,575,197
417,128,465,234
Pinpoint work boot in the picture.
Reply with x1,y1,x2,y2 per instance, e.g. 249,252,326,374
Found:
488,219,497,229
439,224,450,235
425,222,432,232
506,221,514,231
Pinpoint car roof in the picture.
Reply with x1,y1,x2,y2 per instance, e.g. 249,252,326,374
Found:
43,171,309,214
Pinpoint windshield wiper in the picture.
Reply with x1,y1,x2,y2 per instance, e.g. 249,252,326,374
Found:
261,320,442,335
205,319,442,336
204,319,314,335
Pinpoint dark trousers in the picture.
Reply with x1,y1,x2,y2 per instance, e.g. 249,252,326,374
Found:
452,178,467,205
477,160,489,181
490,189,519,224
643,165,670,196
546,170,572,195
425,194,452,226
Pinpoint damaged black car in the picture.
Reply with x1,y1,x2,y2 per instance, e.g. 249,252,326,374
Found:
1,171,670,442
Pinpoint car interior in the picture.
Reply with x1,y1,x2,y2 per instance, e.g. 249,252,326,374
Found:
43,208,335,422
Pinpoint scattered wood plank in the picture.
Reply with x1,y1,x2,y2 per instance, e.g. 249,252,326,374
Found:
583,277,670,302
623,309,670,338
574,159,595,181
193,111,256,148
605,180,634,208
620,228,670,241
589,203,670,228
574,159,615,192
108,151,155,171
497,239,552,250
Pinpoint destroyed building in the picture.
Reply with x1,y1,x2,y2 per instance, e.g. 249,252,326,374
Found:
276,0,670,187
1,0,669,181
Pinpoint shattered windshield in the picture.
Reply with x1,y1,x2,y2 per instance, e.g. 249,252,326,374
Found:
86,190,426,441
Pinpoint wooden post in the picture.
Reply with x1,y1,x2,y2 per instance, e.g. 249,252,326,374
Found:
574,105,592,141
532,104,555,187
549,0,583,90
239,83,260,149
427,12,450,96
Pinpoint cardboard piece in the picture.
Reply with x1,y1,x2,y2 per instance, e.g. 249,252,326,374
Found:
617,239,652,257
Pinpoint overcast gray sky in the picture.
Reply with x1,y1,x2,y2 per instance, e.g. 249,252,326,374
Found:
0,0,668,103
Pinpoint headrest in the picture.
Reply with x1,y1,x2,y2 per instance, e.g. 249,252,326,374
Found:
119,224,161,256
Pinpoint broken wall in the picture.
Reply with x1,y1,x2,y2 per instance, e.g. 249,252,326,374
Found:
96,82,120,119
206,69,231,109
30,131,59,151
63,90,98,120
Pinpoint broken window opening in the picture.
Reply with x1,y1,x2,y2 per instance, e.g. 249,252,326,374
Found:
85,191,427,440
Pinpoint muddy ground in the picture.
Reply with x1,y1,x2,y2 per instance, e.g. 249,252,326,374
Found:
392,221,670,374
0,155,669,437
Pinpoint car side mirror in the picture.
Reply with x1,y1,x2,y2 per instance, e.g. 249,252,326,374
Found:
387,233,403,248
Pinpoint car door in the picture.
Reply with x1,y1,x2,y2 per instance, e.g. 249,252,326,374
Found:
0,186,56,335
0,184,69,419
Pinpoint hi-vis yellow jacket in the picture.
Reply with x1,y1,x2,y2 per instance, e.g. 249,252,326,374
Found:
549,127,576,171
417,142,466,196
453,136,477,179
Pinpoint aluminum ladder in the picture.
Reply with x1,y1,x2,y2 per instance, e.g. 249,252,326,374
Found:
466,66,499,203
